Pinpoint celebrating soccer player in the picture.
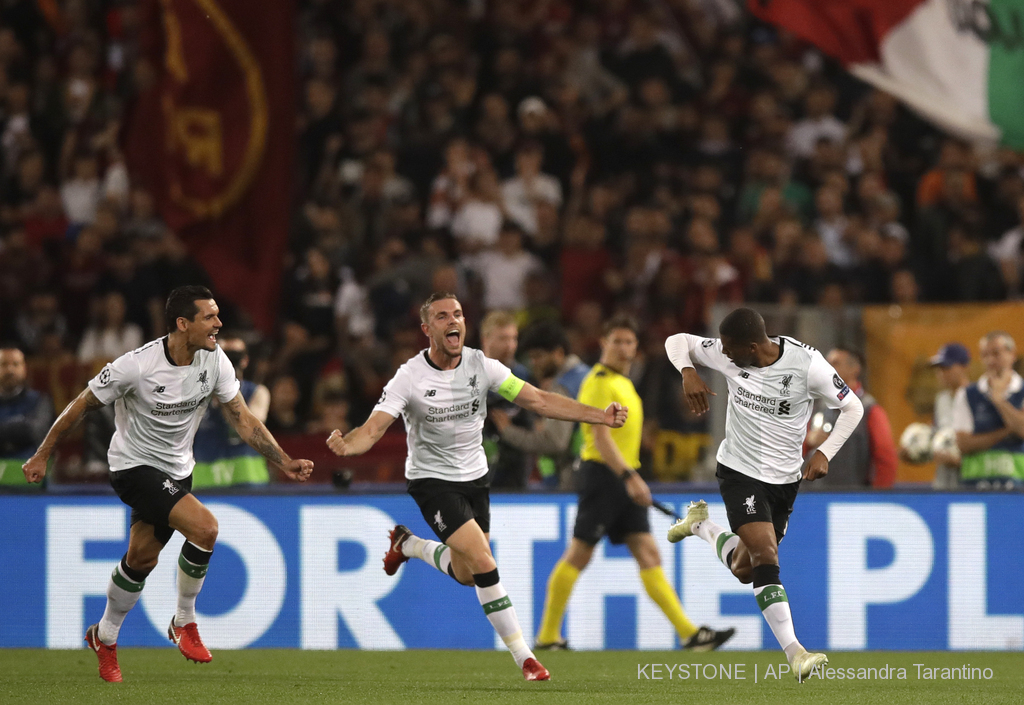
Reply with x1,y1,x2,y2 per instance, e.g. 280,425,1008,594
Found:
22,286,314,682
326,292,628,681
664,308,864,681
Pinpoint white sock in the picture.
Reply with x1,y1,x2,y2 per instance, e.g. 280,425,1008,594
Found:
475,573,534,668
755,583,803,660
692,519,739,569
175,542,212,627
98,559,146,645
403,534,456,578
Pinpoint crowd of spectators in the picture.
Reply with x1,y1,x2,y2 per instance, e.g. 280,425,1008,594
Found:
2,0,1024,478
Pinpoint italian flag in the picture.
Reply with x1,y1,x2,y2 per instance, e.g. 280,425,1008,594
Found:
749,0,1024,148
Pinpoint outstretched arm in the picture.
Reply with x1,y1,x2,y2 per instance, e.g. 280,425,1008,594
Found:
23,388,105,483
512,382,627,427
327,410,397,456
221,392,313,481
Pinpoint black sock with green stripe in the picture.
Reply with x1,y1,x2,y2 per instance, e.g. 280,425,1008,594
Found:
98,555,152,645
175,541,213,627
474,569,534,668
752,564,802,659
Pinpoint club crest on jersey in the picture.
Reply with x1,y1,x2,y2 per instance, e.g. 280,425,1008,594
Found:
468,375,479,394
198,370,210,393
434,510,446,532
779,374,793,396
162,479,179,495
744,495,756,514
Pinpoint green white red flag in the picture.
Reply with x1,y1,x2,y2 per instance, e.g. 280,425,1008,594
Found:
749,0,1024,148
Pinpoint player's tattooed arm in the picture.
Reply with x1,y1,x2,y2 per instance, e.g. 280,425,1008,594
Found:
23,388,106,483
221,392,314,481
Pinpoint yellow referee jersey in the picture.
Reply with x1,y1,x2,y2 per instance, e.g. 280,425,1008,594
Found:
577,363,643,469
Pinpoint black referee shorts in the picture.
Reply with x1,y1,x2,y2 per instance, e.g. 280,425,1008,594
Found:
573,460,650,545
407,475,491,542
109,465,193,545
716,463,800,543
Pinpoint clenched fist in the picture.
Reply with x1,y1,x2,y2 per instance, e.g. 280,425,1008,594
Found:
327,429,350,456
604,402,628,428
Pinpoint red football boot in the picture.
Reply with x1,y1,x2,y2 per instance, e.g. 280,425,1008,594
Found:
168,619,212,663
383,524,413,576
85,624,122,683
522,657,550,681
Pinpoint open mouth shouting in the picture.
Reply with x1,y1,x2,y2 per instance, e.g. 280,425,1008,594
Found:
444,326,461,347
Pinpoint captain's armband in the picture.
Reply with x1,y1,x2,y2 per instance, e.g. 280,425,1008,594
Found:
498,375,526,402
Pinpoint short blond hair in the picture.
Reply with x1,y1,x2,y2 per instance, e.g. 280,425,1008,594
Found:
980,331,1016,352
480,310,517,340
419,292,459,324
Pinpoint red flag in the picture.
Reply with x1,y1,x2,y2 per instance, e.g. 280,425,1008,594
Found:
125,0,294,332
748,0,922,65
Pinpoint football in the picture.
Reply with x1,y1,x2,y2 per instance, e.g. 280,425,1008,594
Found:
900,422,934,463
931,427,961,463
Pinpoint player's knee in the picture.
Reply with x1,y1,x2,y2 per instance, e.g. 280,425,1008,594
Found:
747,546,778,567
126,550,158,572
193,516,219,549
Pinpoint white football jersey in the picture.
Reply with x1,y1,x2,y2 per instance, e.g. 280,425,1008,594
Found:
88,337,241,480
666,334,856,484
373,347,515,482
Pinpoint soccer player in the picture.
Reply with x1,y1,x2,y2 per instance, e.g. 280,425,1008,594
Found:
664,308,864,681
22,286,314,682
535,315,734,651
326,292,628,681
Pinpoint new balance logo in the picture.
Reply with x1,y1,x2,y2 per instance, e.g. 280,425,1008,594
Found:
153,385,166,394
779,400,791,416
744,495,756,514
424,389,436,397
740,371,750,379
434,511,446,532
162,479,179,496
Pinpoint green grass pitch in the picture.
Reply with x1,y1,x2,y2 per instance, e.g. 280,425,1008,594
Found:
1,650,1020,704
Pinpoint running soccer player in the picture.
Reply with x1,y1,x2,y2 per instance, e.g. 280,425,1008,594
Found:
535,315,734,652
326,292,628,681
22,286,314,682
664,308,864,682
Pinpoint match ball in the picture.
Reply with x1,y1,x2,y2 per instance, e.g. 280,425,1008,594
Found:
900,422,934,463
930,427,961,463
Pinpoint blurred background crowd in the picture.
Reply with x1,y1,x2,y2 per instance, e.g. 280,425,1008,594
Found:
2,0,1024,485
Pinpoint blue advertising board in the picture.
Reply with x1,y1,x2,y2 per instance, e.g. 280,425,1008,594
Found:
1,493,1021,651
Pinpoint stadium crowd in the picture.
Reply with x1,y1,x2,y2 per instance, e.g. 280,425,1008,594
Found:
1,0,1023,482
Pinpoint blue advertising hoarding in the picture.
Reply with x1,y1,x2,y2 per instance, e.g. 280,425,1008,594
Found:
0,493,1021,651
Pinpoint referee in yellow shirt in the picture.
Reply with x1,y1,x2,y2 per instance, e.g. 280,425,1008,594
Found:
535,315,734,651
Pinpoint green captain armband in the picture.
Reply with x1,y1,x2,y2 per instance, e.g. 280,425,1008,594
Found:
498,375,526,402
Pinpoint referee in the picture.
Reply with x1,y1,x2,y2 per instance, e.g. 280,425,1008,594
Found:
535,315,734,650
